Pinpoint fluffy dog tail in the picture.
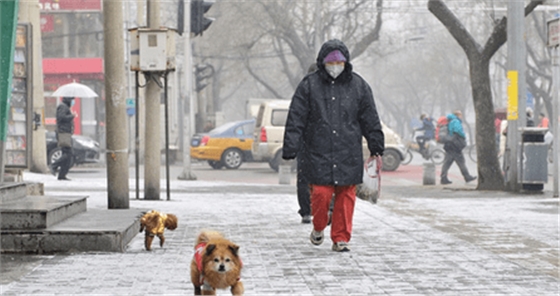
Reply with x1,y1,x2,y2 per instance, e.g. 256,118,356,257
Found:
195,230,223,247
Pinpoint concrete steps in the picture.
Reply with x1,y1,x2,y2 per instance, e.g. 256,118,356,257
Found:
0,182,143,253
1,195,87,230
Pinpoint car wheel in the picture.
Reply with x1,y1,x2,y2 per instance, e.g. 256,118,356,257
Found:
269,154,280,172
208,160,224,169
48,147,75,168
221,148,243,169
381,149,401,171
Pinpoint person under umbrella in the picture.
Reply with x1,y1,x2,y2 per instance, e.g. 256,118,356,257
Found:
50,97,76,181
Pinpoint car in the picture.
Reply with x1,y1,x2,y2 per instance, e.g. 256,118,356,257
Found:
251,100,407,172
251,100,291,171
46,131,101,167
190,119,255,169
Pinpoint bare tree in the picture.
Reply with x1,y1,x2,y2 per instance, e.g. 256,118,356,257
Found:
526,11,555,122
197,0,384,108
427,0,544,190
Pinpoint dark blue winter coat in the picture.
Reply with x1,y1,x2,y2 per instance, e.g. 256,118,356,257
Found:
282,39,384,186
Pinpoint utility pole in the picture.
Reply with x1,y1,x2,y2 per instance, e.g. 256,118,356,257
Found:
505,0,527,192
547,16,559,197
178,0,197,181
103,0,129,208
18,0,48,175
144,0,162,200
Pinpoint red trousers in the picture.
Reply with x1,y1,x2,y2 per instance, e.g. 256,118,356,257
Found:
310,184,356,243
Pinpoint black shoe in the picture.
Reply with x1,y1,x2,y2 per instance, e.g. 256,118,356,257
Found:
58,177,71,181
441,178,452,185
465,176,477,183
301,215,312,224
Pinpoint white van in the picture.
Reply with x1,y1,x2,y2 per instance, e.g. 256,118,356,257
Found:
251,99,407,171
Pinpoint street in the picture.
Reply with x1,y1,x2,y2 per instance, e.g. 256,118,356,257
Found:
1,156,558,295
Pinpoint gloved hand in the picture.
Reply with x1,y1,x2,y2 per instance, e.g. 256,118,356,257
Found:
282,152,296,160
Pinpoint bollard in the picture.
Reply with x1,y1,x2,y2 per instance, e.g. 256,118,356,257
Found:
423,162,436,185
278,164,292,185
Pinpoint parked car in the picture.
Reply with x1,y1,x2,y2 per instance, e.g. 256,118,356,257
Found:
251,100,407,172
190,119,255,169
46,131,101,167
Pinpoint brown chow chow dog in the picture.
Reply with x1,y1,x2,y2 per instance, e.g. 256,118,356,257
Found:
139,210,178,251
190,230,244,295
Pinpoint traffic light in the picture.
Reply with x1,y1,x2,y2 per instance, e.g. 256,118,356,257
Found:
191,0,213,37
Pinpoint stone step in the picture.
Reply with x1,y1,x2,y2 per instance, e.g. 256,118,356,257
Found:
1,209,144,253
0,183,28,203
0,196,87,230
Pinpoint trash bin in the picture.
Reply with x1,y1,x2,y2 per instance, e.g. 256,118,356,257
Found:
519,127,549,191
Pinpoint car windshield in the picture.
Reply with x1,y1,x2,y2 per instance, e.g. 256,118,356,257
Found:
209,121,239,135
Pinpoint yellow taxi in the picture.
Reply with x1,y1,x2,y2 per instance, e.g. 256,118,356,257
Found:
190,119,255,169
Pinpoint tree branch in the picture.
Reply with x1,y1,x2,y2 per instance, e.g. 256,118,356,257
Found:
427,0,481,58
351,0,383,59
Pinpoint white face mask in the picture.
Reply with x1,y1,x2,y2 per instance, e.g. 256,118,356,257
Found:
325,64,344,79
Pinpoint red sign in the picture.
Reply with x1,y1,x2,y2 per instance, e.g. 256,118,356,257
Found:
40,15,53,32
39,0,102,11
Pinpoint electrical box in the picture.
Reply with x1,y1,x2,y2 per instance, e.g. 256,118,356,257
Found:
129,28,176,72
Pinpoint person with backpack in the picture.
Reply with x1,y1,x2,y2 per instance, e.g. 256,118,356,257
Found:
415,113,435,159
440,110,477,185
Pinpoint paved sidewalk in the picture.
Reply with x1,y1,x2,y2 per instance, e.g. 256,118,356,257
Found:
1,172,559,295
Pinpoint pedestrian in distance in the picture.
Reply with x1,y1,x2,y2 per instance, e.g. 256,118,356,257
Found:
538,112,549,128
526,107,535,127
282,39,385,252
415,113,435,159
440,110,477,185
50,97,76,181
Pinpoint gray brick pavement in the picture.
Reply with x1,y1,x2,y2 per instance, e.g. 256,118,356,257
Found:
1,178,558,295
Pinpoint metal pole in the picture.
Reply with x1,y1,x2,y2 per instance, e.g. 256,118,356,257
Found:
505,0,526,192
144,0,161,200
178,0,197,181
103,0,130,208
135,71,140,200
552,46,559,197
164,72,170,200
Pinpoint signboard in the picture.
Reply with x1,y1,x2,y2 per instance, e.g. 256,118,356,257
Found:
507,71,518,121
39,0,102,11
6,24,33,168
548,17,560,48
126,98,135,116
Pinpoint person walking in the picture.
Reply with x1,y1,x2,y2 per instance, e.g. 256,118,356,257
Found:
282,39,384,252
440,110,476,185
50,97,76,181
538,112,549,128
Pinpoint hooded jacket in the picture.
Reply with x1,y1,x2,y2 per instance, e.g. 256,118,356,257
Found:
446,113,465,138
56,97,75,134
444,113,466,152
282,39,384,186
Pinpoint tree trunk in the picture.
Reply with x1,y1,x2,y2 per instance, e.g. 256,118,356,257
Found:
469,60,504,190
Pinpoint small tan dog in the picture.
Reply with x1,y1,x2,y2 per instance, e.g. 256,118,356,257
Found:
139,210,178,251
190,230,244,295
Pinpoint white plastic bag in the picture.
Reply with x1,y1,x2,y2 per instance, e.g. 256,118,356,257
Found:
356,156,382,204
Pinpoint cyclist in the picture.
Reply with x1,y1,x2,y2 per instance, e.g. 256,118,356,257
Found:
415,113,435,160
